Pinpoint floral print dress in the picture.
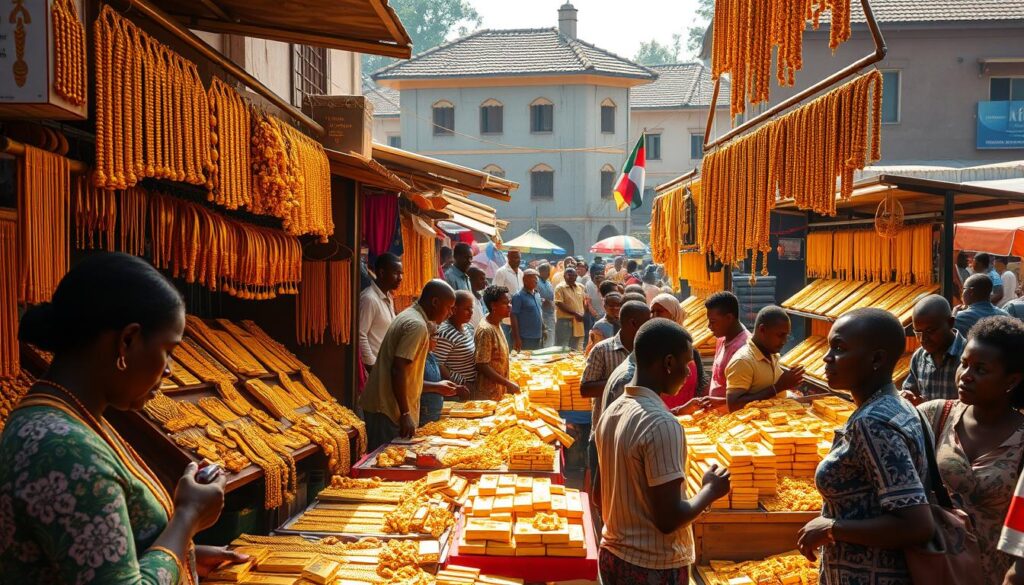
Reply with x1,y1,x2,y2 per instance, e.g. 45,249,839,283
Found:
919,399,1024,585
0,401,183,584
814,385,929,585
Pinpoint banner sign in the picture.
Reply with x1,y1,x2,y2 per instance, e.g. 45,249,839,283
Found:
978,101,1024,150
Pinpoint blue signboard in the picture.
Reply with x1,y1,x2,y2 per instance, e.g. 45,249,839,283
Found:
978,101,1024,149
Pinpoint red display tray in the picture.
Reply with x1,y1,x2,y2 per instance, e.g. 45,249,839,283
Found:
351,443,566,485
444,493,598,582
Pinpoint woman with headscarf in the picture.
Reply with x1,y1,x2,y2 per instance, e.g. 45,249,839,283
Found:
650,293,708,411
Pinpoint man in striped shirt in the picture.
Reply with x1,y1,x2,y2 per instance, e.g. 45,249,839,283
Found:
596,319,731,584
434,291,478,389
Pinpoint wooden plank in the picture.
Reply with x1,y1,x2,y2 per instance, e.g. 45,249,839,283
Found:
693,510,819,564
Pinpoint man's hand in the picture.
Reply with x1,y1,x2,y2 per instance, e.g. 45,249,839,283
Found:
701,464,731,501
777,366,805,391
671,398,703,416
797,516,836,562
900,390,924,406
505,380,521,394
435,380,462,397
399,413,416,438
513,336,523,352
453,383,470,400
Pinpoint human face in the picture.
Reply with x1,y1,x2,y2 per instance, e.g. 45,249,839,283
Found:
604,297,622,321
576,264,588,278
822,318,872,391
912,311,954,356
507,251,521,270
490,292,512,320
379,262,404,292
427,295,456,324
538,266,551,281
706,307,735,339
757,319,791,355
454,247,473,272
651,303,672,320
523,274,538,291
451,297,474,326
122,307,185,411
663,347,693,396
470,271,487,292
564,270,577,287
592,271,604,287
956,339,1022,406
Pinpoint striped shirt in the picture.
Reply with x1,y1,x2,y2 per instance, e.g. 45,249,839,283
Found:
596,385,693,570
434,321,477,386
901,331,966,401
999,470,1024,558
583,335,629,435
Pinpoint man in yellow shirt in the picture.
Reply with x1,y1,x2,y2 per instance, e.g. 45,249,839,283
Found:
360,280,458,449
555,267,587,350
725,306,804,412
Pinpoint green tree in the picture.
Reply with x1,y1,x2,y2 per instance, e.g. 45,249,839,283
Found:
633,33,682,66
685,0,715,56
363,0,482,77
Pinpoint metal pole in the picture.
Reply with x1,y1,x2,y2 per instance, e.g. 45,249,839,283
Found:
942,190,956,301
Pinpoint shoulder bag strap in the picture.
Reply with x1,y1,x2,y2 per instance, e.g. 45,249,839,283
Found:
936,399,955,437
917,408,955,509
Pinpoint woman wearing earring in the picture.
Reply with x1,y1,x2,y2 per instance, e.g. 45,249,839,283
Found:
0,253,243,584
918,316,1024,584
798,308,935,585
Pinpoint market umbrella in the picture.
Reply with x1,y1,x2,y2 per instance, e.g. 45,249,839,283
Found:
471,241,505,279
954,216,1024,256
590,235,650,256
502,229,566,255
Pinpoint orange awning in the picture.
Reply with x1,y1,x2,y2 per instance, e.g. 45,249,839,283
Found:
955,216,1024,256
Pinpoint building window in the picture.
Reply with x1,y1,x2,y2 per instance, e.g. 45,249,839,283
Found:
483,164,505,179
432,101,455,135
531,164,554,200
292,44,328,107
991,77,1024,101
646,133,662,160
530,98,554,133
387,135,402,148
690,133,704,160
480,99,503,134
881,70,901,124
600,165,616,200
600,99,616,133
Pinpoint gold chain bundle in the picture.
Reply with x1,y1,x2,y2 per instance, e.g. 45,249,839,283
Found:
394,214,438,311
250,109,301,218
0,369,35,432
73,176,117,250
51,0,87,105
806,231,834,279
296,261,327,345
93,5,213,190
328,259,351,345
679,253,725,299
18,145,70,304
806,224,933,284
649,183,694,289
207,78,253,210
276,119,333,240
699,71,883,267
149,191,301,299
712,0,852,118
0,218,18,378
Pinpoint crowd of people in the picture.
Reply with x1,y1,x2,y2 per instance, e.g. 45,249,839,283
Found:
7,244,1024,585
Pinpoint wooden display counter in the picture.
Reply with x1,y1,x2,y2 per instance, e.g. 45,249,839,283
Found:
692,509,819,564
351,443,566,485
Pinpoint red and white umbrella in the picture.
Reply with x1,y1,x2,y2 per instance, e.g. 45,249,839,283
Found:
589,235,650,256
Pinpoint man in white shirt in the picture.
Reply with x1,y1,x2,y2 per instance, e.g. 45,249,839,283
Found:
468,266,488,328
358,253,402,371
997,256,1019,307
493,249,524,342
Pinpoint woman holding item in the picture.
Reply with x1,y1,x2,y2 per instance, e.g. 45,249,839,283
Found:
474,285,519,400
649,293,707,410
0,253,243,584
798,308,935,585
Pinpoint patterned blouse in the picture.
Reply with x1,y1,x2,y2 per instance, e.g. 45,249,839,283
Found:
919,399,1024,585
0,400,183,584
474,319,510,401
815,385,929,585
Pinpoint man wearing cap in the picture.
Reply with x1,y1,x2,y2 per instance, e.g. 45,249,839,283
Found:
511,269,545,351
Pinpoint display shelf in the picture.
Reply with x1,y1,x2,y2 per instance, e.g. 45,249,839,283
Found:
692,510,819,564
445,492,598,582
783,308,834,322
782,279,938,326
275,498,456,542
351,443,566,485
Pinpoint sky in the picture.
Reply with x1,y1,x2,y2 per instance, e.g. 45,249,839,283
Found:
467,0,706,62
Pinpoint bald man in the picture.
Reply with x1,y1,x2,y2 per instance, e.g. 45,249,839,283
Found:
901,295,967,404
361,280,458,448
955,274,1009,336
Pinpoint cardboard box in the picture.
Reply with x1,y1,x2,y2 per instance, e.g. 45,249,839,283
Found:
303,95,372,157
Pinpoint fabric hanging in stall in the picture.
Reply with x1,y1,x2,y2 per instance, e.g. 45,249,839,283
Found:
361,190,399,260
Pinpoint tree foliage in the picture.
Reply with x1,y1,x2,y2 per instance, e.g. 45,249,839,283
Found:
685,0,714,55
363,0,482,77
633,34,682,66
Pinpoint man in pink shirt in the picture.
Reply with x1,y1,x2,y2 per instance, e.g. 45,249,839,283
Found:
701,291,749,410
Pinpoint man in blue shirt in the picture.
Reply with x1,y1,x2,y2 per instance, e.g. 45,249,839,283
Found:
511,268,545,351
954,274,1009,335
444,242,473,292
536,263,556,348
972,252,1005,305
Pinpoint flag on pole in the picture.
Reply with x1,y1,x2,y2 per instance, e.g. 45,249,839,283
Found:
613,134,646,212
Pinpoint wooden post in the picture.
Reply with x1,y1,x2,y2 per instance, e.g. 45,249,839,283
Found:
941,190,956,301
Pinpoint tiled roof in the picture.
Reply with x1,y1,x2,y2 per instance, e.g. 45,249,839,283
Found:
363,83,400,117
372,28,657,81
629,63,730,109
848,0,1024,23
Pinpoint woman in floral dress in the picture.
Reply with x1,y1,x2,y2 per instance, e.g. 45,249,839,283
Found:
798,308,935,585
919,315,1024,584
0,253,244,584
